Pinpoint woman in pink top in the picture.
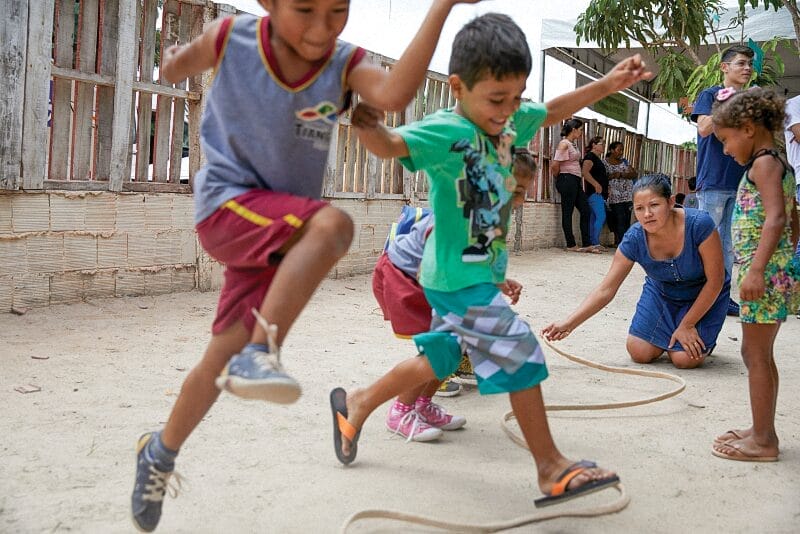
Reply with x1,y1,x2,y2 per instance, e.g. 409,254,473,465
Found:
552,118,591,250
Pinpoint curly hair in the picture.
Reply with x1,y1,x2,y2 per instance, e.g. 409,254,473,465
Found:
712,87,786,133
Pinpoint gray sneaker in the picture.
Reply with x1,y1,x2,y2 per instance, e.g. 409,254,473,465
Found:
131,433,180,532
215,345,301,404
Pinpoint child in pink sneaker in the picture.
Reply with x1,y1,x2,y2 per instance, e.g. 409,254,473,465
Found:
373,207,465,442
370,151,536,444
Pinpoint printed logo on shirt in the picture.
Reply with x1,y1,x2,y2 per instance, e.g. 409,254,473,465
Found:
294,101,338,150
451,137,512,264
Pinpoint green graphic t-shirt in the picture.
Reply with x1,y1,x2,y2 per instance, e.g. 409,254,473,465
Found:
396,102,547,292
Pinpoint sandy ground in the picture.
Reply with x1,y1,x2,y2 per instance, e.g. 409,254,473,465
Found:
2,248,799,533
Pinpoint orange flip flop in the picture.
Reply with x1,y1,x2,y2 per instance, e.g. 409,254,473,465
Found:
330,387,360,465
534,460,620,508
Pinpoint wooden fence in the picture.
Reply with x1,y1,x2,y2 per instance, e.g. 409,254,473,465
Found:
2,0,695,200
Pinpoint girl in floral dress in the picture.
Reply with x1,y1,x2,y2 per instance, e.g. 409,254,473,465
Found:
711,87,800,462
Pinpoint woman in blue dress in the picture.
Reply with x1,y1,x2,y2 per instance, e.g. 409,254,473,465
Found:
542,174,730,368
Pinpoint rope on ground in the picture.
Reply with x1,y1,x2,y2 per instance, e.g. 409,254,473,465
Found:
340,339,681,532
502,339,686,448
339,485,629,533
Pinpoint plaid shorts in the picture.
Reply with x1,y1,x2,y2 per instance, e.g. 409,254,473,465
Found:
414,283,548,395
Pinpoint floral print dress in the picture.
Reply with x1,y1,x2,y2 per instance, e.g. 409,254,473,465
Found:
732,150,800,323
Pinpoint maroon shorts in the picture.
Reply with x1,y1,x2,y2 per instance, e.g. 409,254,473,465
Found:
372,253,432,338
196,189,327,335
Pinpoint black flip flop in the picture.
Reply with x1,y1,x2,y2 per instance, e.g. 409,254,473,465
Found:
330,387,360,465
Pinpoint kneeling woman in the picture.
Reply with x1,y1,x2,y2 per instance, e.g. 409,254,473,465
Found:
542,174,730,368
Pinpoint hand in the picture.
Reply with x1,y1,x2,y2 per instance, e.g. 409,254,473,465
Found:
351,102,383,129
498,278,522,304
602,54,653,93
669,324,705,360
541,321,573,341
739,269,766,302
594,183,602,194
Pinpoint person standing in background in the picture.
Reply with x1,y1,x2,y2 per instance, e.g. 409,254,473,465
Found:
604,141,637,246
690,44,755,317
784,94,800,318
553,119,592,251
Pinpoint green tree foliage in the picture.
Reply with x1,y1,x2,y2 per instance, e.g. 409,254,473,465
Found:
574,0,794,103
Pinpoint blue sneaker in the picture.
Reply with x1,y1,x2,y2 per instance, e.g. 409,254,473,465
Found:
727,299,740,317
215,344,301,404
131,433,181,532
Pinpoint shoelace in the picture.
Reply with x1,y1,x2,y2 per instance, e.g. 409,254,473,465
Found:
392,409,428,443
252,351,285,375
249,308,288,375
419,402,446,422
143,467,184,503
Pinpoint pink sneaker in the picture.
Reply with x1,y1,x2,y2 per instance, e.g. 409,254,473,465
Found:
385,402,442,442
416,398,466,430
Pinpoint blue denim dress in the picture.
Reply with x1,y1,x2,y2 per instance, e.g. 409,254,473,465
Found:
619,209,730,351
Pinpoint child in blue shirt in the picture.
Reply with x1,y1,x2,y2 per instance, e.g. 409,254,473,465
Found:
131,1,482,531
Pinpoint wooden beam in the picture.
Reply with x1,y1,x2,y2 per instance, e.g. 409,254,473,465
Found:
22,0,54,189
43,180,191,194
50,66,200,98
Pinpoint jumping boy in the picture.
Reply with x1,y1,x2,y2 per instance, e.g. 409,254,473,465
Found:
330,13,651,506
131,0,481,531
374,152,534,442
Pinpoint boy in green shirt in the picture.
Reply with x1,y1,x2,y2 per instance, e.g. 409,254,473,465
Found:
330,13,651,506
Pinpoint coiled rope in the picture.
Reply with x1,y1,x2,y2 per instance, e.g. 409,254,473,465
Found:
339,339,685,533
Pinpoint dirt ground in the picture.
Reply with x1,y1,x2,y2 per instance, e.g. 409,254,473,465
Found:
2,248,799,533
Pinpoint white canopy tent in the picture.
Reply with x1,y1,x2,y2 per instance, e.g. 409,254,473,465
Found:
539,5,799,104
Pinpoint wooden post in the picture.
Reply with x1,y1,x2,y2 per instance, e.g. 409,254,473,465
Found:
187,4,206,185
108,0,137,191
1,0,29,190
22,0,54,189
168,5,192,183
71,0,100,181
95,0,120,182
50,0,76,181
135,0,158,181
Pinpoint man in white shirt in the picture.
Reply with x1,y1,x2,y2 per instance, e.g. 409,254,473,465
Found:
784,95,800,259
785,95,800,318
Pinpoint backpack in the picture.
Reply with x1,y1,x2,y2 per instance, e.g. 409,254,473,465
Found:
384,206,432,251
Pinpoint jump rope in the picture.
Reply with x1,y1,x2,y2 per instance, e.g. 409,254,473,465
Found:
252,309,687,532
337,334,686,533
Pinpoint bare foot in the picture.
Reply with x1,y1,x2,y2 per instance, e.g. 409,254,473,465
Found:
340,388,367,457
714,428,751,445
711,436,779,462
